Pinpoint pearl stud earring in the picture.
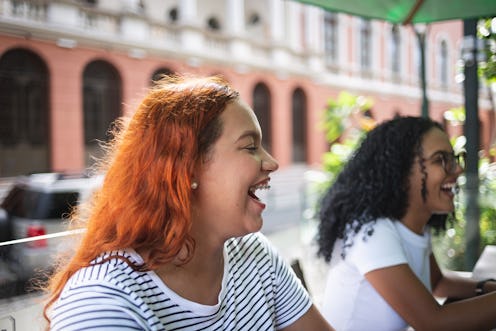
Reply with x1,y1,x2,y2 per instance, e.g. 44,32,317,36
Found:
191,182,198,190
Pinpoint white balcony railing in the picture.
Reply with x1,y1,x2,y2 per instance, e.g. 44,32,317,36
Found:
0,0,319,78
1,0,48,21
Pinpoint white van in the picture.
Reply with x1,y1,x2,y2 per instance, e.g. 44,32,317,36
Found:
0,172,103,298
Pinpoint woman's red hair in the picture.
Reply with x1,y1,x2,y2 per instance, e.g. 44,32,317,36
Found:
43,75,239,324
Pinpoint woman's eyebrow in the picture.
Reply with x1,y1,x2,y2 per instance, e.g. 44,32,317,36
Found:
236,130,260,143
426,149,453,159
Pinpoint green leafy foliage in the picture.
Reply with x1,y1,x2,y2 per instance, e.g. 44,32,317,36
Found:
477,18,496,83
320,91,375,183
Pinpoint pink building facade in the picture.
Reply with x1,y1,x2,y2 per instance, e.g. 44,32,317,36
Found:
0,0,493,177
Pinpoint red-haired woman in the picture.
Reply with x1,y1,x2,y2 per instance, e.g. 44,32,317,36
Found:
43,75,334,331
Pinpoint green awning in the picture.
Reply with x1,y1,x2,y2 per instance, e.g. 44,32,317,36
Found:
294,0,496,24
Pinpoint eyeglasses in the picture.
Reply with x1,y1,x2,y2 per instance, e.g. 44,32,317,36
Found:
426,151,466,175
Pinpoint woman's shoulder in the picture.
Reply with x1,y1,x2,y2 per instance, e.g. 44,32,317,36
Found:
342,217,403,258
52,250,156,330
226,232,269,252
348,217,398,239
225,232,277,263
374,217,396,227
361,217,399,234
67,249,145,286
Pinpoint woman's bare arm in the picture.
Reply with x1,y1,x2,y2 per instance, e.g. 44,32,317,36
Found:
281,304,335,331
366,262,496,331
430,254,483,300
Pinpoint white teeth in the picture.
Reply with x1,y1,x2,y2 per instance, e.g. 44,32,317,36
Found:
442,183,459,194
250,183,271,192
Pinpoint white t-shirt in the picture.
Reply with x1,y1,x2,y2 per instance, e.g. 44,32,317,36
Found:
322,218,432,331
50,232,311,330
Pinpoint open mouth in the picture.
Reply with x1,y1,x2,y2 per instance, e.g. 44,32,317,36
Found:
441,182,459,195
248,179,271,201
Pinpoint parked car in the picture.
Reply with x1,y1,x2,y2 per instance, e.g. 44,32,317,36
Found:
0,172,103,298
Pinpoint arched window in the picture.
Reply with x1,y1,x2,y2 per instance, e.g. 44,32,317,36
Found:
0,48,49,176
151,67,174,85
391,25,401,75
440,40,449,88
82,60,122,167
292,88,307,163
252,83,272,153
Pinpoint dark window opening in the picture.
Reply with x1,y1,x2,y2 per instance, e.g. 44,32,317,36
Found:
440,40,449,88
324,12,338,65
83,60,122,166
391,25,401,74
168,7,178,22
151,67,174,85
248,13,260,25
292,88,307,163
207,17,221,31
253,83,272,154
360,19,372,71
0,48,49,176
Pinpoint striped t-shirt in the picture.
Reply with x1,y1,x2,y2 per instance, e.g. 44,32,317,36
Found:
50,232,312,330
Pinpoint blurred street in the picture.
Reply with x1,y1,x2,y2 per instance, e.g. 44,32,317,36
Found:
260,164,329,306
260,164,328,234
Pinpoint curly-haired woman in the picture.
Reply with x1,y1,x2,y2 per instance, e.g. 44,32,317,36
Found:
43,75,334,331
318,116,496,331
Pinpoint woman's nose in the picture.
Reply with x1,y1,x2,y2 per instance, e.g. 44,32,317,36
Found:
262,151,279,172
455,162,464,175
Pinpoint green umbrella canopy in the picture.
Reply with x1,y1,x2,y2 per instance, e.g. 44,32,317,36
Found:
295,0,496,24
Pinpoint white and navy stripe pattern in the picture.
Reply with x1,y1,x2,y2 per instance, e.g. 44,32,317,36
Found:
50,232,311,330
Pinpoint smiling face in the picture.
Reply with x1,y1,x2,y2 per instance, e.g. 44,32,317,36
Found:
190,98,279,244
403,127,463,232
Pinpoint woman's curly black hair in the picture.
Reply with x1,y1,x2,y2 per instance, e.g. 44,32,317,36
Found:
317,116,451,262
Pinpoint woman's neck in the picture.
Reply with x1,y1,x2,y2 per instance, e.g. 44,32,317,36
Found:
401,210,430,235
155,241,225,305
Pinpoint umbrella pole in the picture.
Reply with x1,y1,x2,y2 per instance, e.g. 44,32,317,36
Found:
462,18,481,271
